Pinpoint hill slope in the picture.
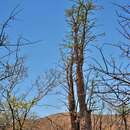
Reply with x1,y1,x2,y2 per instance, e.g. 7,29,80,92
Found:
25,112,130,130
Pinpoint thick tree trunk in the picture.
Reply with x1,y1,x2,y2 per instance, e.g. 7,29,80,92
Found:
66,57,79,130
75,44,92,130
80,110,92,130
76,66,92,130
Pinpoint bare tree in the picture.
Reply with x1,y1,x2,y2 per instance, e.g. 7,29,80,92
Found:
60,49,79,130
62,0,99,130
89,2,130,130
0,6,60,130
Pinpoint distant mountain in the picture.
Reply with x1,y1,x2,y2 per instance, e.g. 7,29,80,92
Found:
18,112,130,130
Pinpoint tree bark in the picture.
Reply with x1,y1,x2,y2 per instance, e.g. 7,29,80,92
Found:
75,44,92,130
66,57,79,130
80,110,92,130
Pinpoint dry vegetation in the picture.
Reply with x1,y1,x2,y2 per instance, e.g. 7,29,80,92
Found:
22,112,130,130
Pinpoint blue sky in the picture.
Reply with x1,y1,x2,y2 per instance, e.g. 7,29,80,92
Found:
0,0,129,117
